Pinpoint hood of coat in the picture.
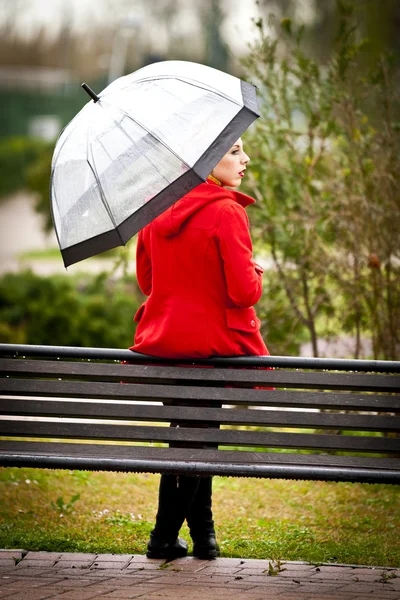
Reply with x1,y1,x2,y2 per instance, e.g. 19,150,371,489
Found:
153,180,256,237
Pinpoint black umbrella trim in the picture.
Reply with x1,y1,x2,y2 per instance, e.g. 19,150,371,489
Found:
193,83,259,180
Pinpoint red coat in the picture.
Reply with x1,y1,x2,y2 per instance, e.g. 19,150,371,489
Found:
130,179,269,359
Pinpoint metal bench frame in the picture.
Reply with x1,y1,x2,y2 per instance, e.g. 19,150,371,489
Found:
1,344,399,485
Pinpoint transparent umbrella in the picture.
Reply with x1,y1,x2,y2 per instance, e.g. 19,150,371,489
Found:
50,60,260,267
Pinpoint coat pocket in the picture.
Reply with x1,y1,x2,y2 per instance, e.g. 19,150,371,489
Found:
225,306,261,333
133,303,146,323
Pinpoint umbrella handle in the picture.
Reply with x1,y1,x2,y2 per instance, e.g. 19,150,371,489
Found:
81,83,100,103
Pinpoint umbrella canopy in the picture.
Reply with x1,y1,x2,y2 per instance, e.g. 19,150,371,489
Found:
50,60,260,267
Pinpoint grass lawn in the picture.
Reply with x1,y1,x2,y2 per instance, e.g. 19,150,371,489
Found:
18,243,136,262
0,467,398,567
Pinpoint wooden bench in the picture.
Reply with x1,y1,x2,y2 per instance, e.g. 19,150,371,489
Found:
0,344,399,485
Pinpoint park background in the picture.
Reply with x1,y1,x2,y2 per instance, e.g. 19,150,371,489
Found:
0,0,399,567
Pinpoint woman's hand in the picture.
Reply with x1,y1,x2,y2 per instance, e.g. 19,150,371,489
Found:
251,259,264,275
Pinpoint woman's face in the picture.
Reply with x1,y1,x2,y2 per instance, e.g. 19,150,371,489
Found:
211,138,250,187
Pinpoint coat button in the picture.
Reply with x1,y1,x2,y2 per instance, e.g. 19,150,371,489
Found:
250,320,256,327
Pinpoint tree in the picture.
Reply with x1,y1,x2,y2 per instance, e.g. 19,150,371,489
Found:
241,1,400,358
256,0,400,69
199,0,230,71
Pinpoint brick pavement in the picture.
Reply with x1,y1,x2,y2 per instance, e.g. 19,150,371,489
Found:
0,550,399,600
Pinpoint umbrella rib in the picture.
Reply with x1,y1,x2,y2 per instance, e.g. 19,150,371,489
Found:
105,76,243,108
92,108,174,195
86,125,125,246
49,174,64,253
51,117,88,251
87,158,123,244
110,118,173,188
51,104,91,166
101,101,191,168
154,76,243,106
51,104,99,238
95,136,114,163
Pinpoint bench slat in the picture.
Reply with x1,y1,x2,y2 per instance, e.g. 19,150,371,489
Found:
1,420,399,453
1,378,399,412
2,440,398,469
0,441,398,484
1,359,399,391
1,398,399,432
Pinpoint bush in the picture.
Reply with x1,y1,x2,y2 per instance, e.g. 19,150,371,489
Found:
258,270,307,356
242,4,400,359
0,270,142,348
0,137,53,200
26,144,53,232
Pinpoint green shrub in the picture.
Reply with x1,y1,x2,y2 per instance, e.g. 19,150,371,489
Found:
241,5,400,359
0,137,53,200
0,270,142,348
258,269,307,356
26,145,53,232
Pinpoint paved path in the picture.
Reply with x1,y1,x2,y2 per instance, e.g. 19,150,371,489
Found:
0,193,56,274
0,193,127,276
0,551,399,600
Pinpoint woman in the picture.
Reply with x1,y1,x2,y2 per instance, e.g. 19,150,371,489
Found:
130,137,269,560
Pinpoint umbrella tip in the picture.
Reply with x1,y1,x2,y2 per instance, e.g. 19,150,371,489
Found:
81,83,100,103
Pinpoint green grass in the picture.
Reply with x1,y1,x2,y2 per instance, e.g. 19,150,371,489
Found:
18,243,136,262
0,467,398,566
17,248,65,261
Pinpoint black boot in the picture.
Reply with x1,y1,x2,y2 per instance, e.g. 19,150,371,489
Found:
186,476,220,560
146,473,200,559
147,534,188,559
192,533,219,560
